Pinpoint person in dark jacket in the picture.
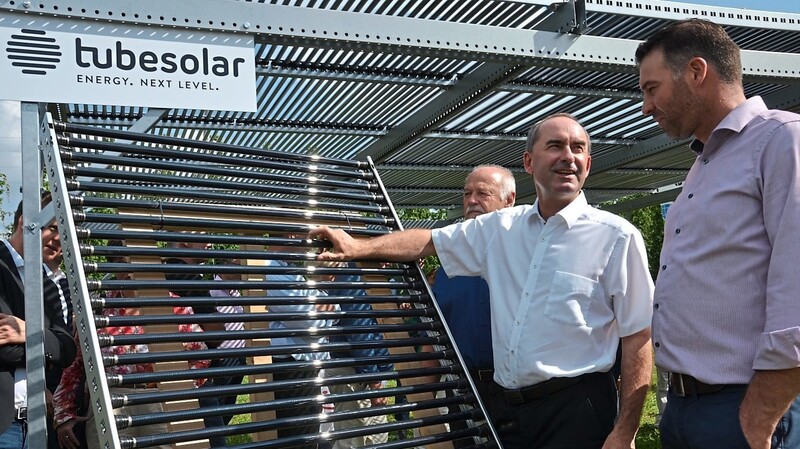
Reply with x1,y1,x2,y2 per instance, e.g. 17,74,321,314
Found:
0,192,76,448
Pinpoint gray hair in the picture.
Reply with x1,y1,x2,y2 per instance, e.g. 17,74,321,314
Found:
470,164,516,202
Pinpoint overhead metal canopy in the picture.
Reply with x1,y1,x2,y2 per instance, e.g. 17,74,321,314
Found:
7,0,800,220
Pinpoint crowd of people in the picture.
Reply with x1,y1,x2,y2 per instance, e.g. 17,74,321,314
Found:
2,17,799,449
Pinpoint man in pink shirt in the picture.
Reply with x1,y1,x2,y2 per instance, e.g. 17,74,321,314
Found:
637,18,800,449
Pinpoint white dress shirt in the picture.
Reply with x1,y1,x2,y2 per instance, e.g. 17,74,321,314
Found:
45,266,69,325
2,239,27,407
431,192,654,389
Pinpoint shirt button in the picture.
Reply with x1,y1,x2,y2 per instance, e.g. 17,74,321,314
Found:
654,342,661,348
675,229,681,234
688,193,694,199
703,159,709,164
654,303,659,309
661,265,667,271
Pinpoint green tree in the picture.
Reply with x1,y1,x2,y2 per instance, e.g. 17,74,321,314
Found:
395,207,448,277
0,172,10,232
621,204,665,280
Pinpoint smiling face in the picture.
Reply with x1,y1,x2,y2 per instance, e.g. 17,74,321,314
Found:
639,48,704,140
523,115,591,217
462,167,514,219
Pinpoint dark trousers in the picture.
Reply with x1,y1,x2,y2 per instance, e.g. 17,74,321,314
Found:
660,387,800,449
449,372,504,448
272,358,322,449
492,372,617,449
198,357,247,447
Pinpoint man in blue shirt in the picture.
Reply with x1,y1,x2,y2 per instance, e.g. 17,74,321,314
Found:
325,264,394,448
431,164,516,445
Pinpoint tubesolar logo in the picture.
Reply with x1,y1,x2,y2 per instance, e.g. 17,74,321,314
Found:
6,29,62,75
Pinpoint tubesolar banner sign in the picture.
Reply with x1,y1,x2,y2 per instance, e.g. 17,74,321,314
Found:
0,21,256,111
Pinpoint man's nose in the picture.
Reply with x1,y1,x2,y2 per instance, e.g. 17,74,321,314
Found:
641,97,653,116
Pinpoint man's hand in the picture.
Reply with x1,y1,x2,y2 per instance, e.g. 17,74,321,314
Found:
57,417,89,449
0,313,26,345
739,368,800,449
308,226,359,261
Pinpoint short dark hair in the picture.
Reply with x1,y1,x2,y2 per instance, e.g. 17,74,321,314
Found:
12,190,53,233
635,18,742,85
525,112,592,155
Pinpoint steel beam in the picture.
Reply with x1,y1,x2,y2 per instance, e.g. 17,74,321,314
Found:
585,0,800,31
257,65,456,88
600,185,683,214
2,1,798,81
355,62,528,163
20,101,47,449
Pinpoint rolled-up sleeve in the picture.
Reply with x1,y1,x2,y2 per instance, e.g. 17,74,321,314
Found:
754,121,800,370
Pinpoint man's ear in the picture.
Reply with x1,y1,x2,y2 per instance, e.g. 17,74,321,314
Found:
685,56,708,86
523,151,534,175
506,191,517,207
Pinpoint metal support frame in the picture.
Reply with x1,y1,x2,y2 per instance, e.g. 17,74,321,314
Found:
356,63,528,162
1,1,798,82
40,117,503,448
43,113,123,449
585,0,800,31
20,101,48,449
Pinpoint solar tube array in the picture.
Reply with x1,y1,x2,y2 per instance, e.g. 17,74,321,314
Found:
41,116,499,449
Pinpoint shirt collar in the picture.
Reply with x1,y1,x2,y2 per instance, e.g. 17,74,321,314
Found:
2,239,24,270
530,191,588,229
690,96,768,156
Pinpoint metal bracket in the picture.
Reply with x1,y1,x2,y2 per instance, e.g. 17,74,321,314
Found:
535,0,587,34
24,202,55,232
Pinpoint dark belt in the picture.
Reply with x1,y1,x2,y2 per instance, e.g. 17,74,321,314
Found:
502,371,607,405
468,368,494,382
669,373,728,397
14,406,26,421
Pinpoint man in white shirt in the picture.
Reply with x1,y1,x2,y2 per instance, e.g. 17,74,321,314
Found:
310,113,654,449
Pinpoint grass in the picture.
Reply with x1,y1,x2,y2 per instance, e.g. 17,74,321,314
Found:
226,376,253,446
635,368,662,449
222,371,665,447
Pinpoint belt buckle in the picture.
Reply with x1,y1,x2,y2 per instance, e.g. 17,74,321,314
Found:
15,406,26,421
504,389,525,405
671,374,686,397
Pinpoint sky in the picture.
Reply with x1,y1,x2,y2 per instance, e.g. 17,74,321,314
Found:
0,0,798,228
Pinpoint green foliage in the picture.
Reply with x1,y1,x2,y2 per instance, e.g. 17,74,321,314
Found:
621,205,665,280
636,367,662,449
395,208,448,276
0,172,10,231
395,207,448,222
